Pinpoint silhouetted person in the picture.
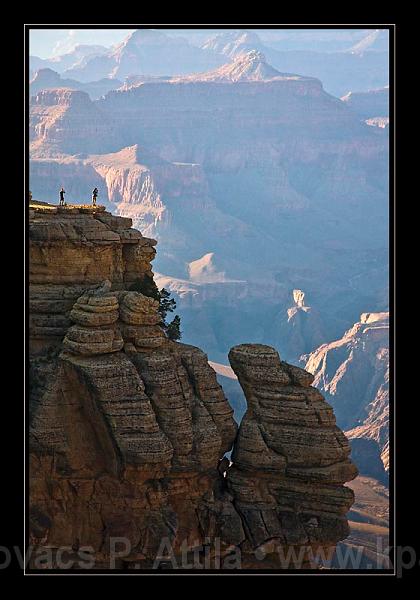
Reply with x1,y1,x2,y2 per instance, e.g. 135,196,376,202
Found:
92,187,98,207
29,190,32,203
59,187,66,207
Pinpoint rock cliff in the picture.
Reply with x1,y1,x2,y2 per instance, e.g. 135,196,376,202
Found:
29,205,357,570
30,89,122,157
227,344,357,565
304,312,389,472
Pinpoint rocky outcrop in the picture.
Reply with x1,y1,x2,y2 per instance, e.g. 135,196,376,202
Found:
30,89,122,157
29,207,356,569
304,312,389,471
63,290,123,355
226,344,357,565
29,204,155,355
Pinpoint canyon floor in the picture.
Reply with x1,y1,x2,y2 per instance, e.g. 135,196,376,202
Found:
339,476,391,569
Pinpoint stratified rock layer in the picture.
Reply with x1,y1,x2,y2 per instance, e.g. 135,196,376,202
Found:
226,344,358,563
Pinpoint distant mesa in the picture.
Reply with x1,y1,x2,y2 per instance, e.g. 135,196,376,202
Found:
30,67,122,100
88,143,166,169
271,289,326,363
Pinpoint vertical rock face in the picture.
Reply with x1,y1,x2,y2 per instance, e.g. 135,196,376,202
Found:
29,206,356,569
304,312,389,472
226,344,358,566
30,89,122,157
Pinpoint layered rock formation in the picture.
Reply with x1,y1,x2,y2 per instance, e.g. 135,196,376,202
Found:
29,203,154,355
226,344,357,565
29,207,357,569
304,312,389,472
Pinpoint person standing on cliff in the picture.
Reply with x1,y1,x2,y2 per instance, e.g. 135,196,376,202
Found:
92,187,98,207
59,187,66,207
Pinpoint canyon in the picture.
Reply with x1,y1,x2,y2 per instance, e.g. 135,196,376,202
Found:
30,53,389,360
29,204,358,570
28,33,390,570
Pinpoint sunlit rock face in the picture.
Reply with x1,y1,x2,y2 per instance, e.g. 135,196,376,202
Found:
304,312,389,471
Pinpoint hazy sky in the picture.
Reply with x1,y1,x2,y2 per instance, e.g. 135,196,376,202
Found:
30,29,135,58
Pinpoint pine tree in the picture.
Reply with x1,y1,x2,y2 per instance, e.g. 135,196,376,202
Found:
166,315,182,341
158,288,176,323
129,276,181,339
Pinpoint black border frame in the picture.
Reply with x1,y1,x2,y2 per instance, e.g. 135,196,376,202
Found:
22,23,396,576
